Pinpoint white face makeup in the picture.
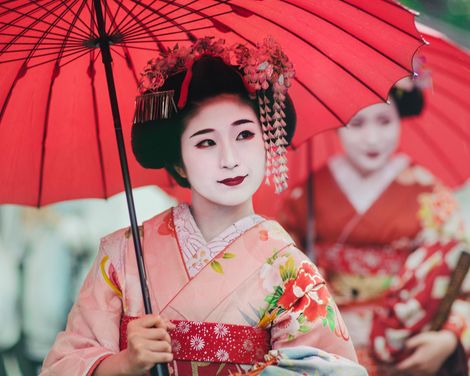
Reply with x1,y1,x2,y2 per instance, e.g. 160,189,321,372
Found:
339,101,401,175
180,94,266,207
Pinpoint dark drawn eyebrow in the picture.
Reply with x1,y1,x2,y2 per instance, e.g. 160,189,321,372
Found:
231,119,254,126
190,128,214,138
189,119,255,138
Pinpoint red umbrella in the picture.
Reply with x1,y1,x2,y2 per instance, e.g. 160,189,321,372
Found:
254,25,470,218
0,0,424,207
0,2,423,373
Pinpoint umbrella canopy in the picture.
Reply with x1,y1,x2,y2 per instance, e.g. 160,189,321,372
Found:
254,25,470,218
0,0,423,207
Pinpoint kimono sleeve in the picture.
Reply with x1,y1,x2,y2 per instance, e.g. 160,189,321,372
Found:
258,245,358,363
40,230,126,376
370,183,470,363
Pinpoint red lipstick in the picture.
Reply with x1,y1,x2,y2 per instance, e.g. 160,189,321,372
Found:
366,151,380,158
219,175,247,186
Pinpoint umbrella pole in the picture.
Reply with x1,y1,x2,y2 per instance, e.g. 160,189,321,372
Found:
305,140,316,262
93,1,169,375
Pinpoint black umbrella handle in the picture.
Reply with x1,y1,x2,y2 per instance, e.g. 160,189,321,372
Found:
93,1,169,375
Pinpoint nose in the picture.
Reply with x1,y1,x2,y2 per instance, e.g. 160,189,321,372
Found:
219,141,239,169
364,124,380,145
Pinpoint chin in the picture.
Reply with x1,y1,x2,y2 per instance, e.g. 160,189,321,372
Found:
356,158,388,174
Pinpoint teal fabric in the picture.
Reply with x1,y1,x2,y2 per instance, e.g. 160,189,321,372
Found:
260,346,368,376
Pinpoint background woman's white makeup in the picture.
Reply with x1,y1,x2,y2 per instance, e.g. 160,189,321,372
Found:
180,94,266,208
338,101,401,176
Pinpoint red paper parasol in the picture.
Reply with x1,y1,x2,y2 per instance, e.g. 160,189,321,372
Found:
0,2,423,373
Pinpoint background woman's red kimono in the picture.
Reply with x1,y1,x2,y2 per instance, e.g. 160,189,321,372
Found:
279,154,470,375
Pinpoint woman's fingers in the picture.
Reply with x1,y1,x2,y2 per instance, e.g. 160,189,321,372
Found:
129,314,172,329
129,327,172,343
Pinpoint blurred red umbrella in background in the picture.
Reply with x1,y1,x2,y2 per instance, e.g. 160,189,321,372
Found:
254,25,470,218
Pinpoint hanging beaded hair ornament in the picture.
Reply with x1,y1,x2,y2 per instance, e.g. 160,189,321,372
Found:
134,37,295,193
393,54,432,95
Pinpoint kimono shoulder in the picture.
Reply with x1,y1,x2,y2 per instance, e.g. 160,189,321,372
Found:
99,207,174,264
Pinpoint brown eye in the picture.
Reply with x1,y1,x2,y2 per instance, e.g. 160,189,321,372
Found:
237,130,255,140
349,118,364,128
377,115,391,126
195,139,215,148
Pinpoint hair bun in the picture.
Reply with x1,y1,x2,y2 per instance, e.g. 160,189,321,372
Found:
390,86,425,118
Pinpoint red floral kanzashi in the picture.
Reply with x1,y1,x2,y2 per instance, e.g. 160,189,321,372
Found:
278,261,330,321
158,212,175,236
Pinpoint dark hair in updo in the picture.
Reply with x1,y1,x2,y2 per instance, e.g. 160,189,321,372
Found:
132,55,296,188
389,86,425,118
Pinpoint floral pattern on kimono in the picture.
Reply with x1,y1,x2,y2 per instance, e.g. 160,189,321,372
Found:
278,155,470,374
41,204,360,376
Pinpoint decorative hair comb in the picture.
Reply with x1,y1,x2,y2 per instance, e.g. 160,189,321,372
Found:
134,36,295,193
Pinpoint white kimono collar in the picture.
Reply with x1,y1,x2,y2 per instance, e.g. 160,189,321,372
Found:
172,203,264,278
328,154,410,215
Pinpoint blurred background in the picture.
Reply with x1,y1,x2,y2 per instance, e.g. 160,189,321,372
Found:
0,1,469,375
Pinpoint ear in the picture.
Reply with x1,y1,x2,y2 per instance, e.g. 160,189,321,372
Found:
174,164,187,179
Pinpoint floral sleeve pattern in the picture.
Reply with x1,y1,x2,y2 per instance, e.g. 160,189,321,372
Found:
370,183,470,363
258,249,337,341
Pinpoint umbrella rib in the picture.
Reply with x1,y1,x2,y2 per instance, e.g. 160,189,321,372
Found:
436,84,470,110
209,2,390,104
118,0,201,37
0,40,85,46
53,47,94,68
426,103,470,139
187,17,347,128
281,0,416,73
56,0,96,37
1,0,82,63
0,33,72,43
27,1,91,41
339,0,423,42
120,25,215,43
107,0,167,53
0,0,55,31
37,0,93,206
103,0,122,36
407,122,466,184
0,0,82,56
219,2,399,102
0,45,90,65
116,0,186,37
121,8,235,42
0,22,85,44
109,0,148,36
116,0,196,42
120,1,230,40
83,0,99,36
37,67,57,207
88,56,109,198
429,64,470,85
117,39,187,52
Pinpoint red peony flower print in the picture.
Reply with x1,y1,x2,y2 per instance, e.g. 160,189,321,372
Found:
278,261,330,321
158,211,175,236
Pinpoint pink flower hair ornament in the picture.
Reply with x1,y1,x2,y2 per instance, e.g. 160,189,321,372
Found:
134,36,296,193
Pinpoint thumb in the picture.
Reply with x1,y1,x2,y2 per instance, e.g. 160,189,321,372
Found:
405,332,428,350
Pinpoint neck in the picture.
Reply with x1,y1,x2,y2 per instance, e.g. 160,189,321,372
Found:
343,155,385,178
190,194,255,242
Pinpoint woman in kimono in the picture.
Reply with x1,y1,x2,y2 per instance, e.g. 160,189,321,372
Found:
41,38,366,376
278,82,470,375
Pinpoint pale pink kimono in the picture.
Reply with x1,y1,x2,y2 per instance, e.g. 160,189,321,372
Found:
41,204,358,375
